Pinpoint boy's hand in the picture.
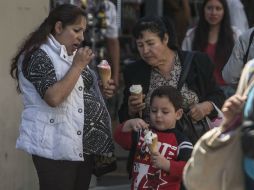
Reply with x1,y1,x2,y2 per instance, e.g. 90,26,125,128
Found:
122,118,149,132
151,151,170,172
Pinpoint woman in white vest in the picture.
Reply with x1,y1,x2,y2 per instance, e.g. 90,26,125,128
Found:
10,4,116,190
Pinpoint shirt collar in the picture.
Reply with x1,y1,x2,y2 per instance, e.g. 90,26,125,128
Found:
47,34,76,63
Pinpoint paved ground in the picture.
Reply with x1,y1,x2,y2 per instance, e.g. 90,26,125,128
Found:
92,110,131,189
89,131,131,190
90,174,131,190
90,184,131,190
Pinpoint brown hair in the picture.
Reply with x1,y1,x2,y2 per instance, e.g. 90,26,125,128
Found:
10,4,86,92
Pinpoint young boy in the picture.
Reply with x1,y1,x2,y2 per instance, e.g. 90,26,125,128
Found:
114,86,193,190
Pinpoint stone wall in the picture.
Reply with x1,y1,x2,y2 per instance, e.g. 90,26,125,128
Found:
0,1,49,189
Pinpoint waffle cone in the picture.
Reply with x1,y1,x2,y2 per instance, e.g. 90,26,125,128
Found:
98,67,111,87
130,92,142,101
130,91,143,117
148,136,158,154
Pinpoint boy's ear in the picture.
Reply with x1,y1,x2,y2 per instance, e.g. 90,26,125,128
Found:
176,108,183,120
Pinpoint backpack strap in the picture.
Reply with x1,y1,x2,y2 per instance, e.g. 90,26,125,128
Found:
243,30,254,65
126,131,139,179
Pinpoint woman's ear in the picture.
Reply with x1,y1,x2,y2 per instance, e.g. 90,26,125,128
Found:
163,33,169,45
54,21,63,35
176,108,183,120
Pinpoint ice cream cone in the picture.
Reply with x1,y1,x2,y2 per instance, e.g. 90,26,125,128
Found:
144,130,158,154
149,136,158,154
129,85,143,117
97,60,111,87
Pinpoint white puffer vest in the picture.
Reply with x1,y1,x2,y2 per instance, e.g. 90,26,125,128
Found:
16,35,93,161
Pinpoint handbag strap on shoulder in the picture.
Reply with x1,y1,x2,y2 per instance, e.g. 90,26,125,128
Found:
178,52,194,90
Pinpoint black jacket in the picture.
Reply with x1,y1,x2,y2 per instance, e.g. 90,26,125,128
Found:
119,50,226,122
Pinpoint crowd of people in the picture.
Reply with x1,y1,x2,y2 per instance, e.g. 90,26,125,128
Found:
10,0,254,190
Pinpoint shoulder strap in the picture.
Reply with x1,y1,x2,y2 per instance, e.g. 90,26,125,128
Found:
178,52,194,90
243,30,254,65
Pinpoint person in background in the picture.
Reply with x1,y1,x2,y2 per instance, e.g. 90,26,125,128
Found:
222,27,254,85
163,0,191,45
115,86,193,190
241,0,254,27
222,59,254,189
10,4,116,190
118,15,225,134
182,0,241,98
81,0,120,87
226,0,249,33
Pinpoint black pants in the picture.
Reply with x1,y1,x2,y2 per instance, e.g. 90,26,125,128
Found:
32,154,94,190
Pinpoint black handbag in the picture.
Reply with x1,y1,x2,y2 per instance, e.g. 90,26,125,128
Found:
93,154,117,177
177,112,210,144
176,52,210,144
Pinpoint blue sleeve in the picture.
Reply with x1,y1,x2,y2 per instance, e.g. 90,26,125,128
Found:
244,86,254,120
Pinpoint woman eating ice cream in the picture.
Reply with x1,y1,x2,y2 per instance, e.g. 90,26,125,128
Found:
10,4,116,190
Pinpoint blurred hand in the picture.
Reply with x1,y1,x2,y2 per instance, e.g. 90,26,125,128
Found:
101,79,116,99
222,94,246,126
122,118,149,132
189,101,213,121
72,46,95,71
128,93,145,117
151,151,170,172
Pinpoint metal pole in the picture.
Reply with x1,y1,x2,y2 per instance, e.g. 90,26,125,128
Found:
116,0,122,33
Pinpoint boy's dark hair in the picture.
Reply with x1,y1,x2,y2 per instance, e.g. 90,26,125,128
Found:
150,86,183,110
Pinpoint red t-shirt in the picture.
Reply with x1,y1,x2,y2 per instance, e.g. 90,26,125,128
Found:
114,125,193,190
204,43,226,85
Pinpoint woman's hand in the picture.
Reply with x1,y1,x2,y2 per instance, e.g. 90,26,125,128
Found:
72,47,95,71
128,93,145,117
101,79,116,99
43,47,94,107
222,94,246,126
122,118,149,132
189,101,214,121
151,151,170,172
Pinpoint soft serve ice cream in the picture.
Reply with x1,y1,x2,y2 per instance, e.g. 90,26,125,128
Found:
97,60,111,87
129,85,142,95
144,130,158,154
129,85,143,117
